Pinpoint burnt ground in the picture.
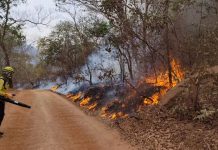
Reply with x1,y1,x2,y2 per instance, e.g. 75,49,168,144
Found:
110,66,218,150
113,107,218,150
52,66,218,150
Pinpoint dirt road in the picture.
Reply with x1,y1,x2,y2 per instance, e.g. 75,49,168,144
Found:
0,90,133,150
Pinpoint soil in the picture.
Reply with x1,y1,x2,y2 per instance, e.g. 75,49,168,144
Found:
0,90,134,150
112,66,218,150
113,107,218,150
2,66,217,150
60,66,218,150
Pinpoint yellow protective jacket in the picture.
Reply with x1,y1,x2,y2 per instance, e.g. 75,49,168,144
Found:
0,76,8,97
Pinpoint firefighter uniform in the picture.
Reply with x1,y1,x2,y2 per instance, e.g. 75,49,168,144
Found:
0,67,14,129
0,76,8,126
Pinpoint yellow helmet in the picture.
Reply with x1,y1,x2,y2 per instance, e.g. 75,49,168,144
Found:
3,66,14,73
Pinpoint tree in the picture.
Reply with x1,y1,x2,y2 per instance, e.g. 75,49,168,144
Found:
0,0,50,66
55,0,218,85
0,0,26,66
38,20,97,84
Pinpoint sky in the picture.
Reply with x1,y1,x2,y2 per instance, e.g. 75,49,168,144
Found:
14,0,99,46
14,0,71,45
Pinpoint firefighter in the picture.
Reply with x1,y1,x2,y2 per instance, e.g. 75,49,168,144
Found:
0,66,15,136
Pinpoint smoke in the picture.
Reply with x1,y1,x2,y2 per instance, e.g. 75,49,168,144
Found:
39,47,122,94
80,47,120,84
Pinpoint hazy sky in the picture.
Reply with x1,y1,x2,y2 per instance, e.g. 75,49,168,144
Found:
15,0,70,44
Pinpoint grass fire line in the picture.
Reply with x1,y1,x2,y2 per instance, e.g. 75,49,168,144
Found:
143,59,184,105
50,59,184,120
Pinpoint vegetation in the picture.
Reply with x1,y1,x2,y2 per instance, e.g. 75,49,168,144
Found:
52,0,218,82
0,1,217,148
0,0,217,107
0,0,47,87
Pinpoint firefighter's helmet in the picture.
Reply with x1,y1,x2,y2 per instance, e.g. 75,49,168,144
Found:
3,66,14,73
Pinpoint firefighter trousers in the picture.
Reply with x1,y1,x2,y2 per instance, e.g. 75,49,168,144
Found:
0,101,5,126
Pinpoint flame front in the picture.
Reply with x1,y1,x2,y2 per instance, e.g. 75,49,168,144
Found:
144,59,184,105
80,97,91,106
88,103,97,110
53,59,184,120
50,85,59,92
109,112,128,120
70,93,82,102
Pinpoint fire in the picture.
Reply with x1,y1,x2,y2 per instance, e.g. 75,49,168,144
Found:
144,59,184,105
100,107,129,120
109,112,128,120
88,103,97,110
50,85,60,92
51,59,184,120
80,97,91,106
79,97,98,110
66,94,73,98
111,113,117,120
66,92,98,110
100,107,108,118
69,92,82,102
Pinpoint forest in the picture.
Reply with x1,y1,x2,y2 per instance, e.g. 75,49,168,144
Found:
0,0,218,149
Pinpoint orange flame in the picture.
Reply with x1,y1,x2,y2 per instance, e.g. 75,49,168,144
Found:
80,97,91,106
109,112,129,120
63,59,184,120
66,94,73,98
88,103,98,110
100,107,129,120
144,59,184,105
50,85,59,92
70,92,82,102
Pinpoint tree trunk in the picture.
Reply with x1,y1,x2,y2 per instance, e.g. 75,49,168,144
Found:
126,50,134,80
119,56,125,83
86,63,93,85
0,0,11,66
1,44,10,66
164,0,173,86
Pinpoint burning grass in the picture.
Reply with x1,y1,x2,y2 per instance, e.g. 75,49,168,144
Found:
51,59,185,120
143,59,184,105
67,92,82,102
50,85,60,92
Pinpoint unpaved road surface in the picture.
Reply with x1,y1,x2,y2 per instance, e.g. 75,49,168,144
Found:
0,90,133,150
